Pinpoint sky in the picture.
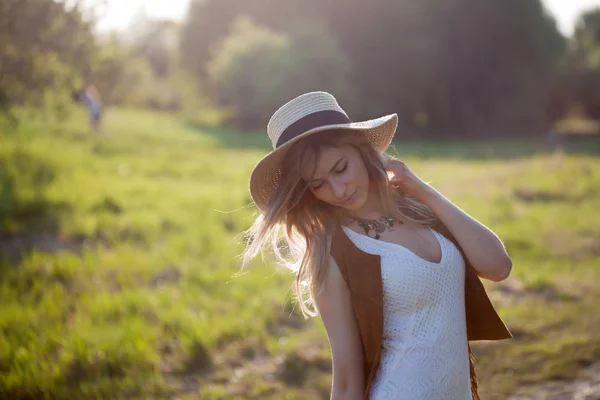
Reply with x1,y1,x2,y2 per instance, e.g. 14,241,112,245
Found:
94,0,600,37
93,0,190,32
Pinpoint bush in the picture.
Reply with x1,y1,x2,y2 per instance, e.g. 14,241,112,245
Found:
207,17,356,130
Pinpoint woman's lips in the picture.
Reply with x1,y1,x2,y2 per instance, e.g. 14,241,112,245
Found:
340,190,356,205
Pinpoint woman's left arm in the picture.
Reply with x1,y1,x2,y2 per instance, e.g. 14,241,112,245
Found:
386,159,512,282
421,186,512,281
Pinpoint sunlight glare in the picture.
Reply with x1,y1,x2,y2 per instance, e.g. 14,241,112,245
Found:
95,0,190,32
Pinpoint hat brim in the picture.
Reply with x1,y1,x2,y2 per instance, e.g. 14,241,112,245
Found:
249,113,398,212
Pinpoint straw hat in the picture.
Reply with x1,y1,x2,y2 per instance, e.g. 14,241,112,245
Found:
249,91,398,212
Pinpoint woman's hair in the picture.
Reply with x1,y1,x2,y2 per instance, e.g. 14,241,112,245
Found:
241,129,437,317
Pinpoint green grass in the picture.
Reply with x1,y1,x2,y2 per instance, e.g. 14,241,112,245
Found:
0,108,599,399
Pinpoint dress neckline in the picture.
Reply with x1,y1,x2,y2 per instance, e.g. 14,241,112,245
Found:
341,225,446,266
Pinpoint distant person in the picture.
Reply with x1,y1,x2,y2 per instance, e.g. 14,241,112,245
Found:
242,92,513,399
80,84,104,135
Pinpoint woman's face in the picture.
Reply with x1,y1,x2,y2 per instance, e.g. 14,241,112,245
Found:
300,144,370,211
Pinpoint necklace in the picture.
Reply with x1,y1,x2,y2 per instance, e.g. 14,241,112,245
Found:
348,215,403,240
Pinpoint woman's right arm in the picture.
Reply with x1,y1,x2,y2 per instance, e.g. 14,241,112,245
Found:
314,255,365,400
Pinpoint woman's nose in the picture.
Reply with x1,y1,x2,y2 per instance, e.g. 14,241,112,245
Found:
331,180,346,199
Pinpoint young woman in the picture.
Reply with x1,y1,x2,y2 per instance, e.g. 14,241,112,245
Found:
242,91,512,400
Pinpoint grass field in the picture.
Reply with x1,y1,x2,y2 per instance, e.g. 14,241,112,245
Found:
1,108,599,399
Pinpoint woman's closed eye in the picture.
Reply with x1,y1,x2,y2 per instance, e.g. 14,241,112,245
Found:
311,162,347,190
335,163,347,174
312,183,323,190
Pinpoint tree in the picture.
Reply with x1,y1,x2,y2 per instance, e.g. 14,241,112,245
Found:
92,37,156,107
572,8,600,69
182,0,567,135
319,0,566,134
548,7,600,122
127,15,179,79
571,8,600,119
180,0,316,81
207,17,354,130
180,0,242,81
0,0,95,118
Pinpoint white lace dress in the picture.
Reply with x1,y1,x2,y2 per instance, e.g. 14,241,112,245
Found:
342,226,472,400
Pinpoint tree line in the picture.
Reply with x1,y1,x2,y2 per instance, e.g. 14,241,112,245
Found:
1,0,599,136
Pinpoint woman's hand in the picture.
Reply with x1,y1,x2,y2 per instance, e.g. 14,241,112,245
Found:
383,157,512,281
384,157,434,201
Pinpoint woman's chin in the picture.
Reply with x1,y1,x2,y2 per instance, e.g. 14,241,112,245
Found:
339,193,366,211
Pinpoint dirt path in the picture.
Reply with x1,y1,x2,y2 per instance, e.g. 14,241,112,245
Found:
508,360,600,400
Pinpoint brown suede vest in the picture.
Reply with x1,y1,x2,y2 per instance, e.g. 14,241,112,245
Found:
330,220,512,399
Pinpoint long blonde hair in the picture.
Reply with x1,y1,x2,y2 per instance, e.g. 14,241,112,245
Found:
241,129,436,317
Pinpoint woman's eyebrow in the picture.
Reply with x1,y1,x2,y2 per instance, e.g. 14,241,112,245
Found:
308,158,343,184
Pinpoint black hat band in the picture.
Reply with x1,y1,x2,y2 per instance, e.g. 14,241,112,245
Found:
276,110,351,148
